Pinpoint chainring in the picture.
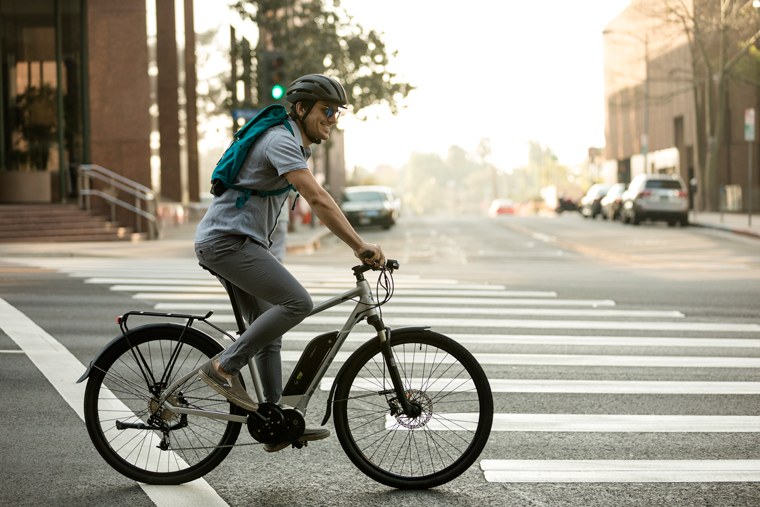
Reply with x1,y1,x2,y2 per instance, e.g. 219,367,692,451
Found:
247,403,306,444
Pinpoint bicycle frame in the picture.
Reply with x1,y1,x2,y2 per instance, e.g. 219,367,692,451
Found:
155,274,381,424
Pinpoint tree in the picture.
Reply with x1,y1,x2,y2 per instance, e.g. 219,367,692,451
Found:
663,0,760,210
232,0,413,117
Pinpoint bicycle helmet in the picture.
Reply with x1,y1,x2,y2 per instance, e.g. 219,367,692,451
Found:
286,74,348,107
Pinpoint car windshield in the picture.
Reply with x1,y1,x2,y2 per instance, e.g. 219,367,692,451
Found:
344,191,385,202
645,180,682,190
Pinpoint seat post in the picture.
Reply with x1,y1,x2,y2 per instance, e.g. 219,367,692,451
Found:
221,279,247,336
199,263,247,336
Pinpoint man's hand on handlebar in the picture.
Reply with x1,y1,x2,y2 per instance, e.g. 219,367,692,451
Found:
355,243,385,267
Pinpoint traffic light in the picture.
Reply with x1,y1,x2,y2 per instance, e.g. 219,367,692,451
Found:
260,50,287,105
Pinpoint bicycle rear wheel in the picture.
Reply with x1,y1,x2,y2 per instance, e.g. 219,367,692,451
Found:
83,324,243,485
333,330,493,489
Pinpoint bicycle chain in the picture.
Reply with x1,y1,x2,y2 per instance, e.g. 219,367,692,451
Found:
162,395,261,451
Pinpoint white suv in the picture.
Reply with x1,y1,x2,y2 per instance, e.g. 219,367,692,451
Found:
620,174,689,226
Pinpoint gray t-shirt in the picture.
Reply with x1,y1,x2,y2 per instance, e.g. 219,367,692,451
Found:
195,118,311,247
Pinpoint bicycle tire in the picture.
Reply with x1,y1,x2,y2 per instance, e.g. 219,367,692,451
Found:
333,330,493,489
83,324,243,485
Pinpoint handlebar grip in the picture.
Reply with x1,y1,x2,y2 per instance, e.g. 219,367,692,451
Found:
361,251,374,259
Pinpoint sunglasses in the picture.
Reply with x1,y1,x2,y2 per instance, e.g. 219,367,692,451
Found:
315,104,342,120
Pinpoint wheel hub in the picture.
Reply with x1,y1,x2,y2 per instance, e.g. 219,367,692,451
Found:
149,394,181,423
391,389,432,429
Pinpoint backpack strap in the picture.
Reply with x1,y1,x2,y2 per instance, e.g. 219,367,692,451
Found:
234,184,296,209
232,119,298,209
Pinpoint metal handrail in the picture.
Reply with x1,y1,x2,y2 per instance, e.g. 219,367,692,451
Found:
78,164,159,239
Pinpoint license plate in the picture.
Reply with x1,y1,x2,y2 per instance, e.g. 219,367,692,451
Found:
359,218,371,225
364,210,380,217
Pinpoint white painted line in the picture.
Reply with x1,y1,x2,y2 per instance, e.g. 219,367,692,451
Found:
153,303,673,318
319,378,760,394
385,413,760,432
0,350,25,353
281,351,760,368
479,460,760,483
86,278,503,290
0,298,230,507
209,315,760,332
153,297,616,308
279,332,760,348
123,286,557,298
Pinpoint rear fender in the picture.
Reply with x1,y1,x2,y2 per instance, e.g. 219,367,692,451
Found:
76,323,223,383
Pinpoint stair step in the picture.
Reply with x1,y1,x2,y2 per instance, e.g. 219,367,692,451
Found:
0,232,146,243
0,204,142,243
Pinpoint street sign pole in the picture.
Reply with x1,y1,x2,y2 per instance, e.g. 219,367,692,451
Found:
745,109,755,226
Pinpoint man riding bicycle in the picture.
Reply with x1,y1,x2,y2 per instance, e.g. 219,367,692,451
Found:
194,74,385,452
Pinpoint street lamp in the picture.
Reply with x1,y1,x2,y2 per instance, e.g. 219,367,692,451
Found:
603,29,650,175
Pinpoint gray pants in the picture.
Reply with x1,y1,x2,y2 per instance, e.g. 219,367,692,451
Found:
195,234,312,403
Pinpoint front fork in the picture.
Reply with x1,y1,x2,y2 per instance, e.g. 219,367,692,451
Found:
367,316,421,419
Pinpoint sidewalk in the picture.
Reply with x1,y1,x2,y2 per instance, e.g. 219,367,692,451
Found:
0,220,333,259
690,211,760,239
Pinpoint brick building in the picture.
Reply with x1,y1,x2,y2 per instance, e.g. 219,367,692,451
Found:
603,0,760,211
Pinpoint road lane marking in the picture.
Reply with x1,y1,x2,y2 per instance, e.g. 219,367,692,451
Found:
279,332,760,348
153,297,616,308
207,315,759,332
479,460,760,482
386,413,760,432
282,351,760,368
320,378,760,394
121,286,555,298
152,303,675,318
86,278,507,291
0,350,25,353
0,298,230,507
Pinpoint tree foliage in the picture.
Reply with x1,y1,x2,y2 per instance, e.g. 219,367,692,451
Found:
231,0,413,117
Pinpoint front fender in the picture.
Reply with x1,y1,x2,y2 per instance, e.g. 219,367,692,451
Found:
320,326,430,425
76,323,223,383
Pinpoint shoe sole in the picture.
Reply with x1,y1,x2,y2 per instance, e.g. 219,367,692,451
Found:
198,369,259,412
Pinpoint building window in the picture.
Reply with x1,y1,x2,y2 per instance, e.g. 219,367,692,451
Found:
0,0,84,174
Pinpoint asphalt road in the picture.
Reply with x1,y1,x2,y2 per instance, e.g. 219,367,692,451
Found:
1,212,760,506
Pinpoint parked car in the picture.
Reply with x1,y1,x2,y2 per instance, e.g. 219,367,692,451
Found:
600,183,627,220
340,185,399,229
620,174,689,226
555,197,579,214
489,199,516,217
580,184,611,219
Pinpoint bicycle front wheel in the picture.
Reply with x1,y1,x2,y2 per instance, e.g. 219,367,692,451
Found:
83,324,243,485
333,330,493,489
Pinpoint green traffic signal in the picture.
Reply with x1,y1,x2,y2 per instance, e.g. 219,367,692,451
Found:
271,84,285,100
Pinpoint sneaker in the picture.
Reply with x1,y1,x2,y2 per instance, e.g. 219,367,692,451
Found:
198,359,259,412
263,427,330,453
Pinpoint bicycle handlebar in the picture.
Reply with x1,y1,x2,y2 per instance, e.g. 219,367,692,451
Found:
352,258,400,278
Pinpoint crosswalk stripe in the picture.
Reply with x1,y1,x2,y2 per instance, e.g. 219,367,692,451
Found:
122,286,557,297
479,460,760,483
210,314,759,332
386,414,760,432
152,303,679,318
85,277,509,290
278,332,760,348
280,351,760,368
152,297,616,308
319,378,760,394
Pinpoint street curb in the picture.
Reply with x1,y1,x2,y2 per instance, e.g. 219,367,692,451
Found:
692,221,760,239
285,228,333,255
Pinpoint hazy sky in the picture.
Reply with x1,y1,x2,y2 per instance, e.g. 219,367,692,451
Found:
194,0,631,173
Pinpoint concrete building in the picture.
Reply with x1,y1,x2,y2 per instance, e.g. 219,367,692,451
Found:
603,0,760,212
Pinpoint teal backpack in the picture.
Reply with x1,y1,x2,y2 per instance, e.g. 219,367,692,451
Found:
211,104,297,209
